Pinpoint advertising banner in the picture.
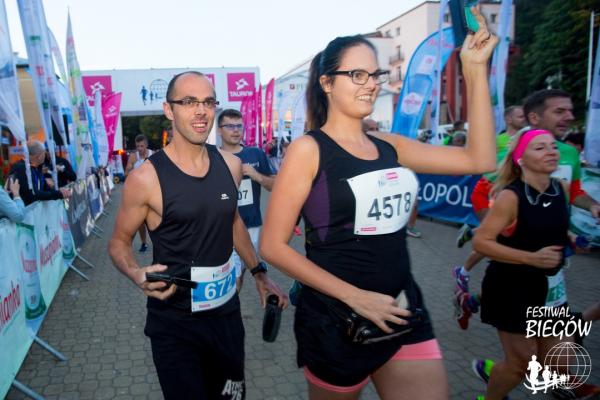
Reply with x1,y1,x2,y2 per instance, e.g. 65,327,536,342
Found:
67,13,95,179
0,221,31,400
290,91,306,141
256,84,262,147
489,0,513,133
102,92,122,154
82,75,113,106
264,79,275,148
417,173,480,226
227,72,256,102
86,174,102,220
16,222,47,334
585,25,600,167
93,90,109,166
392,28,454,139
22,201,67,308
66,179,93,245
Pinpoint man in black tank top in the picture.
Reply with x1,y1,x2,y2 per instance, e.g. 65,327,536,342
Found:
109,71,287,400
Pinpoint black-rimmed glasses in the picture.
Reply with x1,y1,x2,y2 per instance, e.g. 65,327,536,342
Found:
167,97,220,109
328,69,390,85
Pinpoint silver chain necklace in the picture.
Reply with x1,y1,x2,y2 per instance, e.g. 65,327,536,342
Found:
524,179,560,206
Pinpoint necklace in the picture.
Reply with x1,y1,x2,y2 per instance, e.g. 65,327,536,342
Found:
524,179,560,206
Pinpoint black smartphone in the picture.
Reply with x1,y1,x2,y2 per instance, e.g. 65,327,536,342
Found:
146,272,198,289
449,0,480,47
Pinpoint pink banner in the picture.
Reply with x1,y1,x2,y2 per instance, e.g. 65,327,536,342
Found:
82,75,113,106
256,84,262,148
264,79,275,147
227,72,255,101
101,92,122,154
205,73,215,88
240,97,251,145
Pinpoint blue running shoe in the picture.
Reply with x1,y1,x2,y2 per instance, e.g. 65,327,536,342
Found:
453,265,470,293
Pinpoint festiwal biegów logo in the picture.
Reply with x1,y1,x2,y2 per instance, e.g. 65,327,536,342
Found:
523,343,592,394
523,306,594,395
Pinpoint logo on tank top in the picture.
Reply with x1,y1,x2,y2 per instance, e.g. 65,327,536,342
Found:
221,193,230,200
221,379,244,399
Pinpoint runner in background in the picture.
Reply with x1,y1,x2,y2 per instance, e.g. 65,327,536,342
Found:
217,108,275,290
124,134,154,253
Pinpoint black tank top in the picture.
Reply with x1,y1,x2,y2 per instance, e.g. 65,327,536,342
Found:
492,178,570,275
147,145,238,315
300,130,418,298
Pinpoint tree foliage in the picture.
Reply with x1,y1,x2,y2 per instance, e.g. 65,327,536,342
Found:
506,0,600,121
122,115,170,150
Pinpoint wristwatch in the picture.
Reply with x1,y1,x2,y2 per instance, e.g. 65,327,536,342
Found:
250,261,268,276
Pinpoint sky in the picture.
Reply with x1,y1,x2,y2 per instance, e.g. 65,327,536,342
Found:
5,0,423,82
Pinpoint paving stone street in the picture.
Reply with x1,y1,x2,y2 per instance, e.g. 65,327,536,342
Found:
6,187,599,400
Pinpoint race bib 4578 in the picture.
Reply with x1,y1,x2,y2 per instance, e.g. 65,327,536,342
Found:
347,167,419,235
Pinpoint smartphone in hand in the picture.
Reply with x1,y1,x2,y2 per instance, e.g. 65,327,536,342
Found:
146,272,198,289
449,0,480,47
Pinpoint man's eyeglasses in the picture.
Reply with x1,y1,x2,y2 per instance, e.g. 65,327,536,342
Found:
327,69,390,85
167,97,220,109
219,124,244,131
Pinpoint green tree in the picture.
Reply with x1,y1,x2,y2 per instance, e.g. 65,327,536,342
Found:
506,0,600,121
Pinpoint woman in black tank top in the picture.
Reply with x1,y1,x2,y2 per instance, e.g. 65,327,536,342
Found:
472,130,573,399
261,26,498,399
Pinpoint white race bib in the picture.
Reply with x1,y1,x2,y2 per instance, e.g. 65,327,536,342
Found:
191,258,236,312
551,165,572,184
237,178,254,207
347,167,418,235
545,269,567,308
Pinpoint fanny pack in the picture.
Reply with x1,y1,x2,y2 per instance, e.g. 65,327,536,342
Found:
312,287,425,345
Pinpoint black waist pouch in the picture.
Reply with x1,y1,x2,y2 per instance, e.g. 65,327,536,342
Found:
311,286,425,345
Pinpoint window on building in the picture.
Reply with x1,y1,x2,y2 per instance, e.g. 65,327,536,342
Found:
385,30,391,37
444,13,450,23
396,27,401,36
396,45,402,60
491,13,497,23
397,67,402,82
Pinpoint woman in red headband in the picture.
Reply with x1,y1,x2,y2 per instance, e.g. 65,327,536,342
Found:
473,129,572,400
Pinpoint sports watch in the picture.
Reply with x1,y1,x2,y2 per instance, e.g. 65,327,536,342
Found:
250,261,268,276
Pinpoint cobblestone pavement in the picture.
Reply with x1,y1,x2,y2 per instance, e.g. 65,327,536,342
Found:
6,186,599,400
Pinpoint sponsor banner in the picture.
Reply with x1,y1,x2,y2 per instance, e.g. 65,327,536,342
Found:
22,200,67,308
227,72,256,102
392,28,454,139
0,220,31,400
93,90,110,166
67,13,96,179
86,174,103,220
16,222,46,334
205,73,215,87
0,0,34,189
290,91,306,141
82,75,113,106
102,92,122,154
585,25,600,167
67,179,93,244
98,171,110,206
60,206,76,266
570,168,600,247
264,79,275,148
489,0,513,134
256,84,262,147
416,173,480,226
